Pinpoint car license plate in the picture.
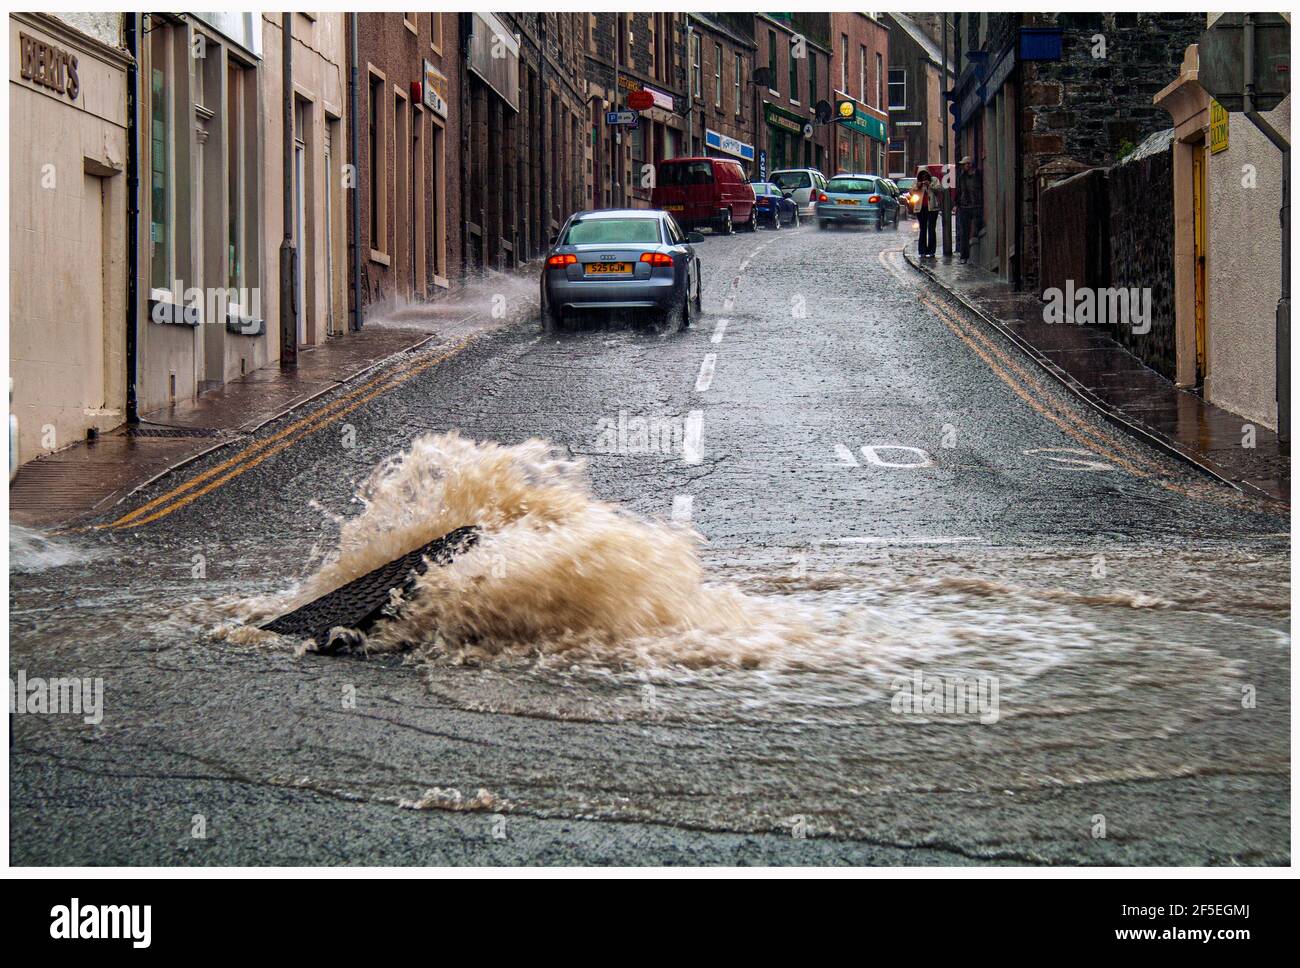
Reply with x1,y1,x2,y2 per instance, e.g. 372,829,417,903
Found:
664,204,684,212
838,198,859,205
586,262,633,275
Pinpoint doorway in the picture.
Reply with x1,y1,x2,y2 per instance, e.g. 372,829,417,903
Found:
1192,142,1207,386
293,100,307,346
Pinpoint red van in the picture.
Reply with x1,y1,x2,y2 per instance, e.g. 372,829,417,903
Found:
652,157,757,234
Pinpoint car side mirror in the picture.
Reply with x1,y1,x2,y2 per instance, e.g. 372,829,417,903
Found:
686,232,705,244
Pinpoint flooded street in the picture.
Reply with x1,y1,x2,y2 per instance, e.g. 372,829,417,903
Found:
10,223,1289,865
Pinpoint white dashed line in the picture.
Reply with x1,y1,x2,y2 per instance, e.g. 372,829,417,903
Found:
711,318,729,343
671,495,694,523
682,410,704,464
694,354,717,392
832,536,981,546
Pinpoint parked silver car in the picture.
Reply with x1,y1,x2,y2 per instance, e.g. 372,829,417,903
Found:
540,210,704,329
769,168,828,215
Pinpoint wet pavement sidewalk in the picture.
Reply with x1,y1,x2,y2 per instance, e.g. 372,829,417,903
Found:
905,250,1290,505
9,325,438,529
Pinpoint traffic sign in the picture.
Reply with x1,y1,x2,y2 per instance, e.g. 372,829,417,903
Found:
606,110,637,125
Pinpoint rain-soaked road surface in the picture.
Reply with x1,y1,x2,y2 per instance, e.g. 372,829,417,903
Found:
10,218,1290,865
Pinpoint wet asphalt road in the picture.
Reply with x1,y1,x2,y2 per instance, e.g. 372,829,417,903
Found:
10,216,1290,865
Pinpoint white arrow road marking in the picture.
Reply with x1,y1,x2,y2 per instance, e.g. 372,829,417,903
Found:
695,354,717,392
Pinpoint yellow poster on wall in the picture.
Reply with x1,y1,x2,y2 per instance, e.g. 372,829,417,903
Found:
1210,100,1229,154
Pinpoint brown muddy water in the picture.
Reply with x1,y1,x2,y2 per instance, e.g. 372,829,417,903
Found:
9,434,1289,857
202,434,1289,846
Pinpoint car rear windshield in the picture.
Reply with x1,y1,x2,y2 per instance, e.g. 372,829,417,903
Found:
563,218,662,245
750,183,779,196
658,161,714,186
827,177,877,194
772,171,811,190
897,178,916,189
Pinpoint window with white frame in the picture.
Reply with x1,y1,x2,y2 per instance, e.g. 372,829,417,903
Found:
889,66,906,109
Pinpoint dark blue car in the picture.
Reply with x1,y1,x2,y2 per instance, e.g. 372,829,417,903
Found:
749,182,800,229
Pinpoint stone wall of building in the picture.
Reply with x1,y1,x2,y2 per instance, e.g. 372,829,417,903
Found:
1018,12,1203,289
1107,141,1177,378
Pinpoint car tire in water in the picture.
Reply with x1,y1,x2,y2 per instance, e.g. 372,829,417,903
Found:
742,209,757,232
717,209,734,235
792,208,800,228
692,268,703,314
818,220,829,230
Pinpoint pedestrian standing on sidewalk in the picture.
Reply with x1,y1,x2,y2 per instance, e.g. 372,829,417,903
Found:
916,169,939,259
956,155,982,265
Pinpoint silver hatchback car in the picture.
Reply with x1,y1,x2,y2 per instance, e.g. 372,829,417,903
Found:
540,210,704,328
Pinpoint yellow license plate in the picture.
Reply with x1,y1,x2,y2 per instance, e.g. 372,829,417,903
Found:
664,204,684,212
586,262,633,274
837,198,859,205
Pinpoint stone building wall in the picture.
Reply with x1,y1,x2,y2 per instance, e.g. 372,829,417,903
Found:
1018,12,1202,288
1107,142,1177,378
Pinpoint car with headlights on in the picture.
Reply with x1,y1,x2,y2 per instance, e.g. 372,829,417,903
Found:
895,176,919,217
815,174,901,230
540,210,704,329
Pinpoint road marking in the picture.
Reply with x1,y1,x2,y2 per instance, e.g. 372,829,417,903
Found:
860,444,935,468
104,339,471,530
695,353,717,392
1025,448,1118,471
711,318,729,344
682,409,705,464
832,536,980,545
918,295,1152,480
671,495,694,523
832,443,859,466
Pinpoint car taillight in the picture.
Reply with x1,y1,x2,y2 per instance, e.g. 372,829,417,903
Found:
817,192,828,203
868,195,881,204
546,253,576,268
639,252,674,267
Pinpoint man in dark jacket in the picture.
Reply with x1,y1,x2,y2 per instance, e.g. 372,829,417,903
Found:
956,155,982,264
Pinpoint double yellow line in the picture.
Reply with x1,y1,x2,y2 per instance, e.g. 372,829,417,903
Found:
884,247,1208,501
103,340,469,530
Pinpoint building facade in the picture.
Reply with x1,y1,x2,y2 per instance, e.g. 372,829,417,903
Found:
883,13,949,179
587,14,687,210
9,12,131,461
132,12,348,413
754,13,832,178
1156,41,1290,430
953,12,1203,288
458,13,586,271
687,14,757,176
352,13,457,319
828,12,890,175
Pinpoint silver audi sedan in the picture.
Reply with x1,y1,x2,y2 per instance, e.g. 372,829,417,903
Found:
540,209,704,329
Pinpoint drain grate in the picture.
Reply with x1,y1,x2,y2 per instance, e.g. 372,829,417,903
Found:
262,526,479,652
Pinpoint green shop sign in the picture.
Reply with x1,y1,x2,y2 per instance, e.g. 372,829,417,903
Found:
835,102,887,143
764,101,807,136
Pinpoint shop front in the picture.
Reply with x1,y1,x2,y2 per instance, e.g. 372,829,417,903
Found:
763,101,811,172
9,13,131,463
833,98,887,175
704,127,755,177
